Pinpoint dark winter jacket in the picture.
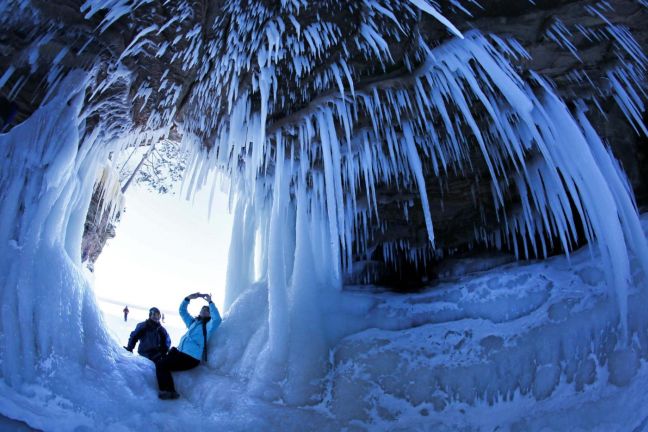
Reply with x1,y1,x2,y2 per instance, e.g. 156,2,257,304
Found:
126,319,171,362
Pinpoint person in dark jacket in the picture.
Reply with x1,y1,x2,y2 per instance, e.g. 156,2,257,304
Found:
155,293,221,400
124,307,170,362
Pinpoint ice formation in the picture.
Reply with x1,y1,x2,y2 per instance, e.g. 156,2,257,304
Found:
1,0,648,429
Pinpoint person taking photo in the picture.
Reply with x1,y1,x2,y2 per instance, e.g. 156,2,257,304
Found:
155,292,222,400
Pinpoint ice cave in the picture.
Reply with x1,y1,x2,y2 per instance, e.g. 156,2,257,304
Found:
1,0,648,430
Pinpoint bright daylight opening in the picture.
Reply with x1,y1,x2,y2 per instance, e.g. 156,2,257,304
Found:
92,181,233,348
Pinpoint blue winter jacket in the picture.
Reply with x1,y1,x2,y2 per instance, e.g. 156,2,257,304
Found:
177,299,222,361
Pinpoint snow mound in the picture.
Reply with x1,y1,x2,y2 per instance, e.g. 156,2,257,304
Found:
322,215,648,430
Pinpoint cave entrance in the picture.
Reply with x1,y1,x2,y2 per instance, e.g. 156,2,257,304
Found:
91,179,233,347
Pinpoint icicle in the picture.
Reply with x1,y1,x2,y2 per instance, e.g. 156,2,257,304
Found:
402,122,435,246
408,0,464,39
265,133,290,365
316,111,342,282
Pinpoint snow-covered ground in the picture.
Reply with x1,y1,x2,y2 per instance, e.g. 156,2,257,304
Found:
326,234,648,430
1,215,646,431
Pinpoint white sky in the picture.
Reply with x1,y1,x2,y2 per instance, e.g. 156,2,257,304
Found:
93,181,233,316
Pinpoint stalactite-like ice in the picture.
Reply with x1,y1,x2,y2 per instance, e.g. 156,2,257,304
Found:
0,71,116,386
181,13,647,402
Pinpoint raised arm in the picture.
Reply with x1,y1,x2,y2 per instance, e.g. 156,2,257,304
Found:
179,298,194,328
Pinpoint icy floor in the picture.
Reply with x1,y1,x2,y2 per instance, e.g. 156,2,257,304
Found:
323,214,648,430
1,215,647,431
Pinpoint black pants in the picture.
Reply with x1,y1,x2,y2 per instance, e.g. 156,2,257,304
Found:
155,348,200,392
142,350,163,363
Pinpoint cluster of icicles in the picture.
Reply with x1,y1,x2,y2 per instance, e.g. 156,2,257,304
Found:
152,0,648,338
2,0,644,338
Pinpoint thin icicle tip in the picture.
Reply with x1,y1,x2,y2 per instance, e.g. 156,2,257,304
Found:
408,0,464,39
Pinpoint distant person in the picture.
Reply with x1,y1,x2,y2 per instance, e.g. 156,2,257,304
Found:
124,307,171,363
161,313,165,323
123,306,129,322
155,293,222,400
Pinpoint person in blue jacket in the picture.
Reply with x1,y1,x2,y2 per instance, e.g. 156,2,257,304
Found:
155,292,222,400
124,307,170,362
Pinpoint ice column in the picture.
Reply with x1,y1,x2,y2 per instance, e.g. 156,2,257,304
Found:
0,70,114,386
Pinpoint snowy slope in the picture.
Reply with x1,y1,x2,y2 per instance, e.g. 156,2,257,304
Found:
327,220,648,430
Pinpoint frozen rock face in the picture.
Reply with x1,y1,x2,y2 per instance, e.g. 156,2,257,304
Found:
1,0,646,285
1,0,648,421
80,167,123,271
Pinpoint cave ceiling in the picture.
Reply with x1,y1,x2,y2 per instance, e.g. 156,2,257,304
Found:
1,0,646,283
